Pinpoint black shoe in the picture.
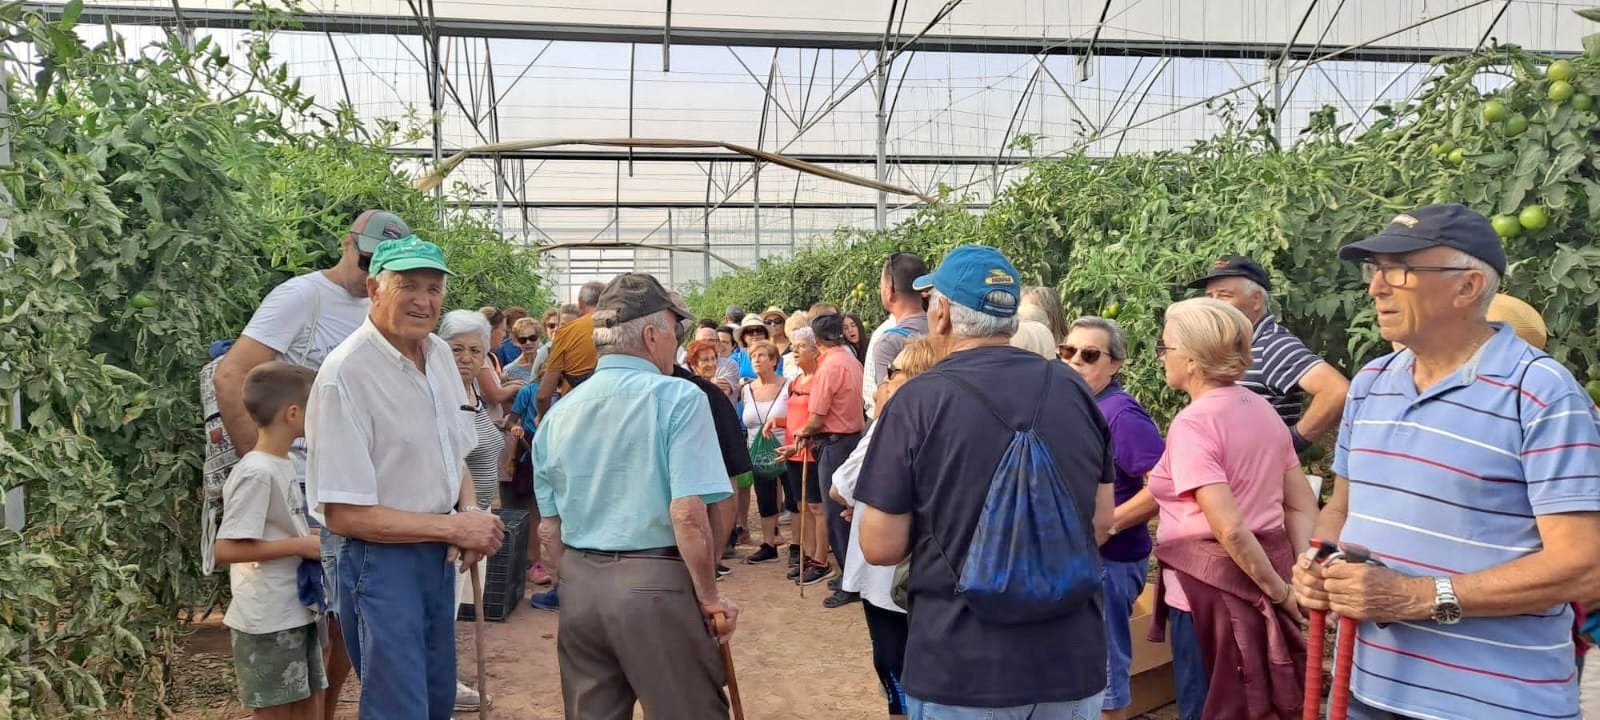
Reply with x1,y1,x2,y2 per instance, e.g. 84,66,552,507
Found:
800,562,834,587
787,564,801,580
716,564,732,580
787,544,801,568
722,544,738,560
745,544,779,564
827,576,843,592
823,590,860,609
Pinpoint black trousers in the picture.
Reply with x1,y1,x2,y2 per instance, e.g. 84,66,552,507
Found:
863,601,909,716
815,432,862,572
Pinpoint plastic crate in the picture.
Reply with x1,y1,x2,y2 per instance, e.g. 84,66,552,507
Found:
458,508,531,622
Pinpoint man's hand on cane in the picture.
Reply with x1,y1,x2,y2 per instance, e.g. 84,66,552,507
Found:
701,594,740,644
1293,548,1334,612
449,510,506,572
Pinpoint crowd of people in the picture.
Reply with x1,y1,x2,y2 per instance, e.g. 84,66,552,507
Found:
206,202,1600,720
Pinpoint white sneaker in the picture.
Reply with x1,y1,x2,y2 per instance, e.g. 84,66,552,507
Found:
455,680,490,711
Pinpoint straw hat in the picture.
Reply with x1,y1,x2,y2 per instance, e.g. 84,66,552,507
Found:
1487,293,1547,350
736,314,770,344
759,306,788,322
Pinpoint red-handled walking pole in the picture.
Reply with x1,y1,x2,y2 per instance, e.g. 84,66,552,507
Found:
1304,540,1383,720
1302,538,1340,720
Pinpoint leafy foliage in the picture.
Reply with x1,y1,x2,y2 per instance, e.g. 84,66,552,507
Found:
691,38,1600,422
0,3,547,716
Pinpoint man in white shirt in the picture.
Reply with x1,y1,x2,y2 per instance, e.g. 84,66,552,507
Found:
305,236,506,720
212,209,411,714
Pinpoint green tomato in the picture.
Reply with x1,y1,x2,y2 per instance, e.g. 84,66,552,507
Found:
1519,205,1549,231
1550,80,1575,103
1481,100,1508,123
1430,140,1455,157
1574,93,1594,112
1491,214,1522,238
129,292,157,310
1102,302,1120,320
1549,59,1577,83
1447,148,1467,165
1504,113,1529,136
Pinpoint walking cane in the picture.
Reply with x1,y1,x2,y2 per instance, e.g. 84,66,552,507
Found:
713,612,745,720
1302,539,1339,720
470,562,491,720
797,446,811,599
1304,539,1381,720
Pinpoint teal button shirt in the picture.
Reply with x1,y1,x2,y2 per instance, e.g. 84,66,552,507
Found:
532,353,733,551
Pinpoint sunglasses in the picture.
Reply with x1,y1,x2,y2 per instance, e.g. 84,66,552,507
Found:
516,335,538,343
764,319,783,326
1058,345,1104,364
886,365,905,379
357,253,373,270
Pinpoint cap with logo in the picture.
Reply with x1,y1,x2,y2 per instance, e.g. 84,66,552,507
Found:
1185,255,1272,291
1338,203,1508,275
912,245,1021,318
352,210,412,254
594,273,695,327
368,235,454,276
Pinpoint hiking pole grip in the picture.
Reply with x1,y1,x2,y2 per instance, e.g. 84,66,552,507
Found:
713,612,745,720
1329,615,1358,720
1304,608,1326,720
798,454,810,599
470,561,490,720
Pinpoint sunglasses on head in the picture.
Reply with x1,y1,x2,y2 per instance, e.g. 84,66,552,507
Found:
516,335,538,343
1058,345,1104,364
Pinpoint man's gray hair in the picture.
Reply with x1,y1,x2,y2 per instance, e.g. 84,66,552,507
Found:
1441,248,1501,315
439,308,491,347
376,268,448,292
593,309,673,357
931,289,1018,338
1069,316,1129,362
577,281,606,309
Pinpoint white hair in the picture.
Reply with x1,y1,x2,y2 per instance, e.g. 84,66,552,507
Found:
438,309,490,347
1438,248,1501,315
788,327,816,348
593,310,672,358
932,289,1019,338
376,268,448,292
1239,278,1268,303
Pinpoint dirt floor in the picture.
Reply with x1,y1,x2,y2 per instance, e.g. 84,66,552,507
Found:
162,529,1179,719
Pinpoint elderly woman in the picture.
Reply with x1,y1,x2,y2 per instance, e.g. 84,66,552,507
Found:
780,311,811,380
740,340,790,564
771,326,830,585
830,336,943,719
1060,316,1165,720
502,316,542,383
1145,298,1318,720
438,309,504,713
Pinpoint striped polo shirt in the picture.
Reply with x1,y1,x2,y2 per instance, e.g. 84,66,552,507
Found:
1335,323,1600,720
1240,314,1324,427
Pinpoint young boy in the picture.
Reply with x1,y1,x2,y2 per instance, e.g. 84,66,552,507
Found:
215,362,327,719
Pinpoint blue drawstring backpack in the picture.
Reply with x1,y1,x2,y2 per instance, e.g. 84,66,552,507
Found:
929,364,1102,624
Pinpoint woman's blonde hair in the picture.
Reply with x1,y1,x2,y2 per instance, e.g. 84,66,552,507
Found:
785,310,812,335
893,337,943,377
748,340,780,361
1163,297,1252,385
511,317,539,337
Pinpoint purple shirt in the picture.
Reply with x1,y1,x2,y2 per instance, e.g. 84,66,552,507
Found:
1096,383,1163,562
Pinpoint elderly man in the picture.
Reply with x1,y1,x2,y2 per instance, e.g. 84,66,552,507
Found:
793,312,866,609
1187,255,1350,452
212,208,411,716
305,236,506,720
533,273,739,718
535,280,607,419
1294,204,1600,720
856,245,1114,716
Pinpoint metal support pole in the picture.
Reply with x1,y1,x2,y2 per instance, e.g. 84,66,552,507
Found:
874,46,889,230
425,0,444,206
0,59,21,537
703,161,713,283
755,51,778,261
1269,58,1285,146
628,43,636,177
662,0,672,72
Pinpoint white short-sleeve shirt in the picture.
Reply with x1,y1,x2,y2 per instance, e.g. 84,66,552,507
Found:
305,319,476,525
219,451,317,634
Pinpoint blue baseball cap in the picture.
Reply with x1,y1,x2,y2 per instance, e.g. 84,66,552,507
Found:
912,245,1021,317
1338,204,1507,275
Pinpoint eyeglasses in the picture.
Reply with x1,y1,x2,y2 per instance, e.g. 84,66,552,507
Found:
357,253,373,270
1360,261,1474,288
1155,343,1177,359
1058,345,1104,364
516,335,538,343
886,365,905,379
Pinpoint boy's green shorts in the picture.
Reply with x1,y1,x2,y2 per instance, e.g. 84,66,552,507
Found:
231,622,327,709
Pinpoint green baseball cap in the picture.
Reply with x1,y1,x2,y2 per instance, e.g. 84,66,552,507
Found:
368,235,455,276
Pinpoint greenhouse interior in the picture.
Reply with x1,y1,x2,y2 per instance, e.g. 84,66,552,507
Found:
6,0,1600,718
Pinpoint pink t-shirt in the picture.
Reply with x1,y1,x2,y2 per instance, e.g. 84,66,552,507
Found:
1148,384,1298,611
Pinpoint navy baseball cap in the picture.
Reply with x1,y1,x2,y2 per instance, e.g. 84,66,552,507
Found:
1186,255,1272,291
1338,204,1507,275
912,245,1021,317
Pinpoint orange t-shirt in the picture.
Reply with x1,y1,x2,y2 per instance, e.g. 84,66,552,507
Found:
784,374,816,463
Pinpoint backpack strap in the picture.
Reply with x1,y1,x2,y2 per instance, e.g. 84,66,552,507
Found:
928,359,1053,432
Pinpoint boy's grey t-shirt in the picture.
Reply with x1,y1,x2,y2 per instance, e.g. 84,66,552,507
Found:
219,450,315,635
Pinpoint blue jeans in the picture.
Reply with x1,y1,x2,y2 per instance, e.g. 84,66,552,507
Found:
1100,559,1148,711
338,539,457,720
1169,610,1210,720
906,691,1106,719
320,531,343,618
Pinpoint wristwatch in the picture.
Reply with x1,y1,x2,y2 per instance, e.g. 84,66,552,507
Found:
1429,576,1462,625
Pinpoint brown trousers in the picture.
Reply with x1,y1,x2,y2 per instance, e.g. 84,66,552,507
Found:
559,548,729,720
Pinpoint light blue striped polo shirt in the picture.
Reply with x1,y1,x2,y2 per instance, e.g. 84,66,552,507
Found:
1335,322,1600,720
